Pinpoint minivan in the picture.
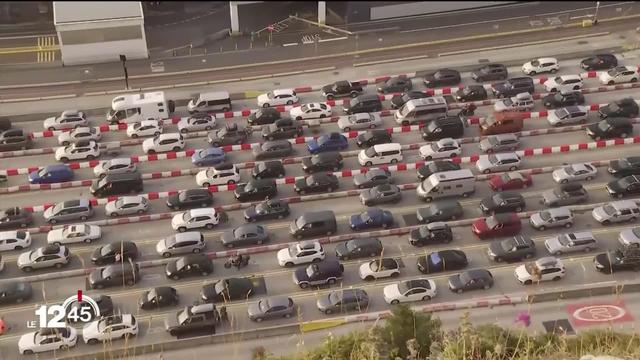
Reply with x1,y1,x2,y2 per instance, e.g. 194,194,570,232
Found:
358,143,403,166
343,94,382,115
417,169,475,202
479,111,525,135
187,91,232,114
289,211,337,239
394,97,448,125
421,115,466,141
90,172,143,198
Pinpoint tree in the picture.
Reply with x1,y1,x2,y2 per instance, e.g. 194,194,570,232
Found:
375,304,442,359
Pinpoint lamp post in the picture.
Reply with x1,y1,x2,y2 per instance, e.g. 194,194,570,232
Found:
593,1,600,25
119,54,129,90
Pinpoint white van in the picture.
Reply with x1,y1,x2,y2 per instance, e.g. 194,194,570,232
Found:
107,92,171,124
394,96,448,125
358,143,403,166
416,169,475,202
187,91,232,114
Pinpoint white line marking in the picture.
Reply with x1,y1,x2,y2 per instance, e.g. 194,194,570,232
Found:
282,43,299,47
318,36,348,43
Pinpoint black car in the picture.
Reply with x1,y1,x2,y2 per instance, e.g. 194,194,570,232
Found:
599,98,639,119
608,157,640,177
409,222,453,246
207,123,250,146
580,53,618,70
487,235,536,262
417,250,468,274
201,277,254,303
234,178,277,201
301,152,343,173
316,289,369,315
356,129,392,148
243,199,290,222
390,91,429,109
423,69,461,88
251,161,285,179
294,173,339,194
586,118,633,140
416,200,463,223
261,118,303,140
471,64,508,82
594,247,640,274
90,241,139,266
454,85,488,102
417,160,461,181
335,237,383,260
0,207,33,230
491,77,534,98
448,269,494,293
293,259,344,289
0,281,32,305
479,192,526,214
360,184,402,206
166,188,214,210
353,168,393,189
139,286,179,310
89,262,140,289
248,107,283,125
606,175,640,198
377,77,413,93
542,91,585,109
67,294,114,322
165,254,213,280
165,303,218,336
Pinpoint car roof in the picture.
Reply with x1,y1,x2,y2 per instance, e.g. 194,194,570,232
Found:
376,257,399,268
118,195,144,204
187,208,216,217
430,200,461,210
62,199,87,207
504,172,524,181
138,119,159,126
559,182,584,192
464,268,492,279
157,133,182,140
61,110,81,117
272,88,295,96
610,200,639,210
348,237,381,246
535,256,563,268
406,279,432,289
493,212,519,222
183,188,211,196
563,105,584,113
234,223,262,234
436,138,457,147
106,157,133,166
545,207,572,216
558,74,582,81
494,152,520,160
265,296,291,308
298,240,321,250
426,221,448,230
535,57,557,63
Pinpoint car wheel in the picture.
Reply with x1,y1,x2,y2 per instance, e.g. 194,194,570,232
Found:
425,156,432,161
147,149,156,154
206,223,214,229
483,169,491,174
390,272,400,278
602,220,611,225
365,161,373,166
515,206,522,212
552,276,562,281
284,262,294,267
202,271,210,276
390,159,398,164
88,338,99,345
364,275,375,281
22,266,33,272
255,317,264,323
226,243,234,248
524,280,532,285
49,219,58,225
283,313,292,319
319,114,326,118
131,134,139,139
608,81,615,85
483,284,491,290
173,147,181,152
495,257,503,263
299,190,305,195
60,157,69,163
524,253,534,259
163,252,171,258
565,222,573,228
617,193,625,199
631,217,638,222
343,127,350,132
212,142,220,147
324,309,333,315
529,71,536,76
110,212,119,217
137,209,145,214
621,133,628,138
537,225,546,231
299,282,309,289
550,88,557,93
54,242,62,246
509,166,517,171
456,289,464,294
390,299,400,305
55,262,65,268
584,247,593,252
422,295,431,301
263,103,270,108
631,78,638,83
126,279,135,286
172,275,180,280
180,128,188,134
554,251,562,256
202,182,210,188
178,227,187,232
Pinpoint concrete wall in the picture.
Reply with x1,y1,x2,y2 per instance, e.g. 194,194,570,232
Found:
370,1,519,20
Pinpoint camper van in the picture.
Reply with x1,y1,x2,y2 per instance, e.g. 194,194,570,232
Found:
416,169,475,202
107,92,174,125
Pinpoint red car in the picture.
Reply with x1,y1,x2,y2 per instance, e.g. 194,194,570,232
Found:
489,172,533,191
472,212,521,239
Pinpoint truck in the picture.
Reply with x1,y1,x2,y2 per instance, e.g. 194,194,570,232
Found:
106,91,175,125
321,81,364,100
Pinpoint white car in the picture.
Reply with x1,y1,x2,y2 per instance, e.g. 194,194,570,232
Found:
383,278,437,305
277,240,325,267
126,120,163,138
57,126,101,146
543,75,583,93
177,114,217,133
55,140,101,162
43,110,88,131
547,106,588,126
47,224,102,245
476,152,522,174
104,196,149,217
171,208,220,232
19,327,78,355
599,66,639,85
93,158,137,178
289,103,332,120
0,230,32,251
359,258,401,281
514,257,566,285
493,93,534,112
142,133,185,154
552,163,597,183
337,113,382,131
82,314,138,345
419,138,461,160
522,57,559,75
195,163,241,187
257,89,299,108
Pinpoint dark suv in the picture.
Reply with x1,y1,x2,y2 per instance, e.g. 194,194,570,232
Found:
416,200,463,223
479,192,526,214
207,123,250,146
335,238,383,260
409,222,453,246
491,77,534,98
164,303,218,336
251,161,285,179
586,118,633,140
608,157,640,177
472,64,508,82
293,260,344,289
234,178,277,201
301,152,343,173
356,130,392,148
416,160,460,181
542,91,585,109
487,235,536,262
599,98,639,119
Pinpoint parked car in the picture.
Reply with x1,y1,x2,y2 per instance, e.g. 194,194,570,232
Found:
28,164,74,184
257,89,298,108
47,224,101,245
56,126,101,145
607,175,640,198
301,151,343,173
191,147,226,167
142,133,185,154
599,98,639,119
252,161,285,179
293,259,344,289
201,277,254,303
391,91,430,109
479,134,520,153
472,213,522,239
471,64,508,82
480,192,526,214
580,53,618,70
491,77,534,98
165,254,213,280
248,107,284,126
489,172,532,191
599,66,638,85
416,160,460,181
335,237,383,260
378,77,413,93
17,244,70,272
82,315,138,344
220,224,269,248
487,235,536,262
43,110,88,131
171,208,219,232
126,120,162,138
93,158,136,178
547,106,589,126
177,114,216,133
609,157,640,178
0,281,32,305
244,199,290,222
207,123,250,146
247,296,296,322
18,327,77,355
261,118,303,140
542,90,585,109
306,132,348,154
423,69,461,87
105,196,149,217
0,230,32,251
55,140,101,162
43,199,94,224
349,208,394,230
316,289,369,314
139,286,179,310
195,163,240,187
543,75,583,92
277,240,325,267
592,200,640,224
164,303,217,336
234,178,277,201
476,153,522,174
542,183,588,207
419,138,461,160
448,269,494,293
515,257,566,284
545,231,597,255
586,118,633,140
383,279,437,305
594,248,640,273
356,129,392,148
337,113,382,131
0,207,33,230
353,168,393,189
417,250,468,274
321,81,363,99
552,162,597,183
416,200,463,223
409,222,453,246
0,129,31,151
529,207,574,230
522,57,559,75
360,184,402,206
89,262,139,289
90,241,138,265
156,231,205,257
493,93,534,112
455,85,488,102
359,257,401,281
252,140,293,160
294,173,339,194
166,188,214,210
289,103,332,120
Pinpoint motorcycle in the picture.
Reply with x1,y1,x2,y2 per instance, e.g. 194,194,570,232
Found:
458,103,477,117
224,255,250,269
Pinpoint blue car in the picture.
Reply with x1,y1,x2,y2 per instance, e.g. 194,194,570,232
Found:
349,208,394,231
306,132,348,154
28,164,74,184
191,147,226,167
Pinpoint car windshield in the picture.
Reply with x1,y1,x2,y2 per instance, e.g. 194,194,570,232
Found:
487,137,499,146
556,109,569,119
608,102,620,112
164,236,176,247
488,154,498,164
306,264,318,278
100,245,115,256
500,239,516,252
329,292,341,305
565,166,577,175
462,87,473,94
402,94,412,101
300,104,310,112
558,235,572,246
346,241,358,251
553,76,563,83
214,280,228,295
217,128,227,137
539,211,551,221
607,68,618,76
175,258,186,270
459,272,472,284
259,299,270,313
530,60,540,66
485,216,499,229
619,177,635,187
52,202,65,213
177,309,189,325
360,213,372,222
182,212,192,222
502,98,514,106
288,244,299,256
266,92,275,99
398,281,411,293
398,104,412,117
633,228,640,238
524,263,539,275
602,204,617,215
597,121,611,131
364,147,378,157
483,116,497,126
102,266,115,279
244,182,256,191
114,198,126,208
37,168,48,176
370,261,380,272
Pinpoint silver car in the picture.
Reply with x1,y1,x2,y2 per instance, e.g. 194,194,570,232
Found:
552,163,597,184
547,106,588,126
93,158,137,178
104,196,149,217
544,231,597,255
156,231,205,258
177,114,216,133
43,200,94,224
17,245,70,272
252,140,293,160
592,200,640,224
247,296,296,322
479,134,520,153
475,153,522,174
529,207,574,230
57,126,102,146
618,227,640,247
337,113,382,131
